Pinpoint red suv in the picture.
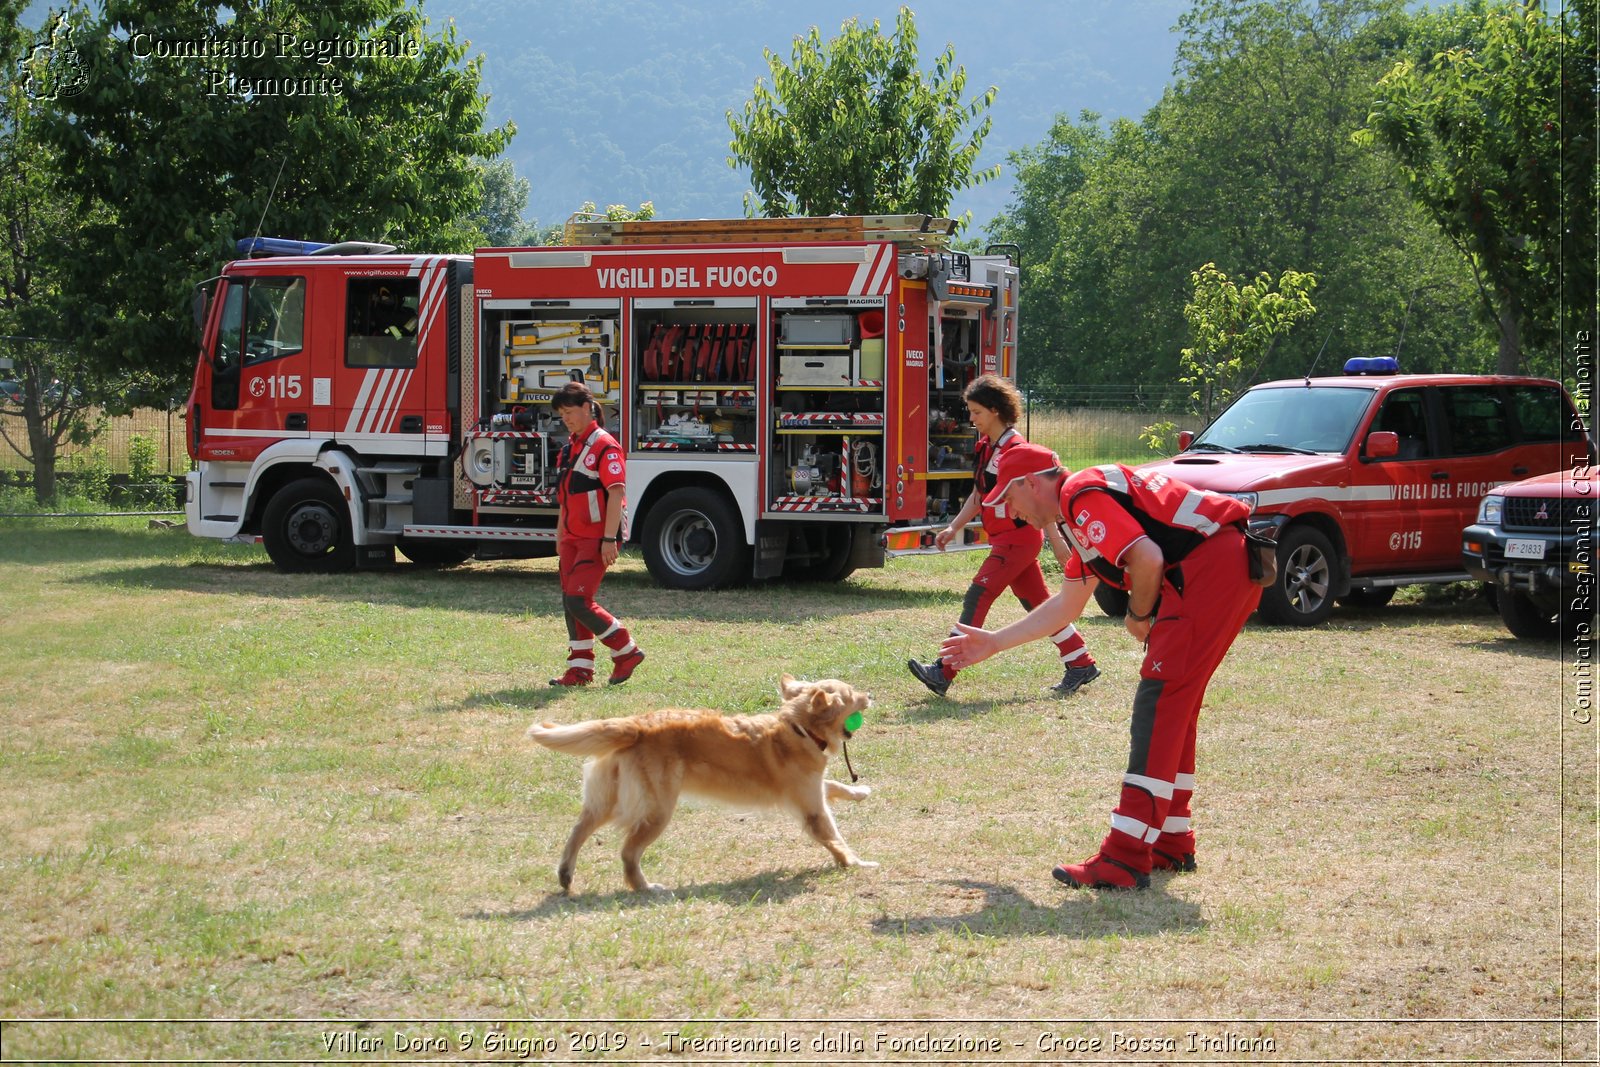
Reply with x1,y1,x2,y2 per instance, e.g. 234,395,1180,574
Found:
1118,359,1587,626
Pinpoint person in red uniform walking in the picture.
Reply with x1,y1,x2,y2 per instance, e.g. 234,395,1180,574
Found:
907,375,1099,698
548,382,645,687
940,443,1260,889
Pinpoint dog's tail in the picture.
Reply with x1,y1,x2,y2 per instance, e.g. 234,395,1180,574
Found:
525,717,642,758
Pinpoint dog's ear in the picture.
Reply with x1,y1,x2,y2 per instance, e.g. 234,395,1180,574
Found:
781,674,806,700
808,688,838,717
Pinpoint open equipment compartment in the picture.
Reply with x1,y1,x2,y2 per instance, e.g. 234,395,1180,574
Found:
769,298,887,514
467,298,623,512
631,296,759,453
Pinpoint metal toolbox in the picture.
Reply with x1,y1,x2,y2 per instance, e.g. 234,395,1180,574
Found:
779,351,852,385
779,315,854,347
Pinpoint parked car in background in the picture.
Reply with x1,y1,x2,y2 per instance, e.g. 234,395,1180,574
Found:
1463,466,1597,641
0,379,23,404
1110,358,1589,626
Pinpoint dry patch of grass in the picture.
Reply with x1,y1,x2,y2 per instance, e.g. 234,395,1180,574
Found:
0,518,1592,1064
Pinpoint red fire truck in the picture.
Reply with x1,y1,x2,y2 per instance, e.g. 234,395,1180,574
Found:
184,215,1019,588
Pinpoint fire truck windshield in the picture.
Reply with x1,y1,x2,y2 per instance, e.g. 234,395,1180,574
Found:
1192,385,1378,455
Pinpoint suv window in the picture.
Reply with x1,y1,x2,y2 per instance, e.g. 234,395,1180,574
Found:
1370,387,1433,460
1507,383,1582,443
1193,385,1376,454
1439,385,1514,455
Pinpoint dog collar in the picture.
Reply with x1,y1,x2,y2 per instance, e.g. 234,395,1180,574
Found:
793,722,829,751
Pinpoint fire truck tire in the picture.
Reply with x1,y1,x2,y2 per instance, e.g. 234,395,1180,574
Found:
397,542,473,568
1258,525,1337,626
1496,589,1559,641
641,487,749,590
262,477,355,573
787,525,856,582
1092,583,1129,618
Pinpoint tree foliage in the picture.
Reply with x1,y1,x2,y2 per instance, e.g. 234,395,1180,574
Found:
1360,0,1586,373
0,2,106,501
726,6,998,220
992,0,1488,392
38,0,511,382
1180,263,1318,423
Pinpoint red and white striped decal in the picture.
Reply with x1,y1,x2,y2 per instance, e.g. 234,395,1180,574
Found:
847,244,896,296
779,412,884,428
770,495,881,513
637,442,756,452
342,257,448,435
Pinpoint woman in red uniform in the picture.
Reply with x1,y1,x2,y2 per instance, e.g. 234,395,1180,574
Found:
548,382,646,687
907,374,1098,698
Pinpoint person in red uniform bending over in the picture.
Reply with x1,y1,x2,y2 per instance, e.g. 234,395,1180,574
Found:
907,374,1099,698
940,443,1260,889
549,382,646,687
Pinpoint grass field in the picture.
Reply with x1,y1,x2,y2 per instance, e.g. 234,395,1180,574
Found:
0,518,1593,1065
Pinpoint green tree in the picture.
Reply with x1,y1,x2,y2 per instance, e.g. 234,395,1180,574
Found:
1180,263,1318,423
0,5,104,502
470,158,542,247
1361,1,1582,374
996,0,1486,392
726,6,998,220
39,0,512,384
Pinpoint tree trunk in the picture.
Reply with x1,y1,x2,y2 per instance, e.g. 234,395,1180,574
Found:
23,405,57,503
1496,304,1521,375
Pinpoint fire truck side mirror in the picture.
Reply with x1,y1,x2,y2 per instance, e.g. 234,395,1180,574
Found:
1176,430,1194,452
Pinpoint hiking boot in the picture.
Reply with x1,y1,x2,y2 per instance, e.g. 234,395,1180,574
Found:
1151,848,1197,873
608,648,645,686
1049,662,1101,695
1052,852,1150,891
907,658,951,697
549,666,594,688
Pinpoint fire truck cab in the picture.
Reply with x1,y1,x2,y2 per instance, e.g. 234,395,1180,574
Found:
184,218,1020,588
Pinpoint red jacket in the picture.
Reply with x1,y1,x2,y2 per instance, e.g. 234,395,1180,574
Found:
1058,464,1249,588
556,421,625,538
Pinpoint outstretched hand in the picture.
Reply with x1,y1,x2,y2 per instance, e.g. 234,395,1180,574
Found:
939,623,998,670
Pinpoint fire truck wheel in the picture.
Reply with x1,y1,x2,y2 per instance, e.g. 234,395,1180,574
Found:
786,525,856,582
1092,583,1129,618
397,542,473,568
262,477,355,573
1497,589,1559,641
1258,524,1337,626
641,487,749,590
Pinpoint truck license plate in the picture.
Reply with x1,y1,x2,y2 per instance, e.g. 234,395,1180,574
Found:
1504,538,1547,560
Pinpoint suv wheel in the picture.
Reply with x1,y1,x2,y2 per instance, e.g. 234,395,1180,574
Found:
1497,589,1559,641
1093,583,1130,618
1258,525,1337,627
1338,586,1395,609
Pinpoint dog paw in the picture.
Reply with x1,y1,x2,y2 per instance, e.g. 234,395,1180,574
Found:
854,859,880,870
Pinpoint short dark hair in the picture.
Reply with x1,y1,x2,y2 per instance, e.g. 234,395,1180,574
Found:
550,381,594,411
963,374,1022,426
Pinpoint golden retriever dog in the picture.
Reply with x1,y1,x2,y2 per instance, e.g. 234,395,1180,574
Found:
526,674,875,893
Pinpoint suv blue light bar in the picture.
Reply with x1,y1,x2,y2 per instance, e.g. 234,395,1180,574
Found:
1344,356,1399,375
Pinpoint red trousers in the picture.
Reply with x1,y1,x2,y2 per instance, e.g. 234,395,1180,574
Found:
1099,528,1260,873
557,537,633,664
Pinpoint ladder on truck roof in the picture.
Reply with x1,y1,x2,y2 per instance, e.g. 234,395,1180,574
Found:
562,213,958,250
